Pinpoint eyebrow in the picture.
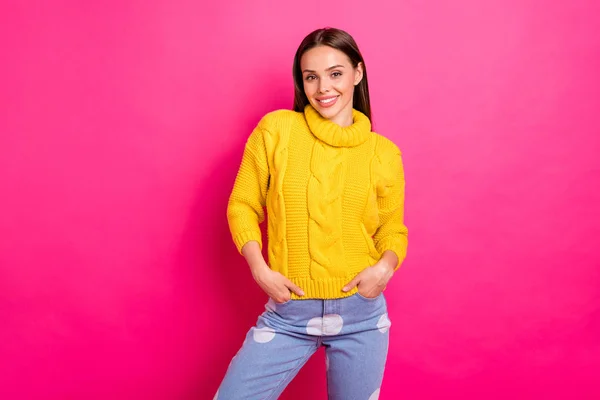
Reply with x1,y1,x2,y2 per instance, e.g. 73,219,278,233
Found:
302,65,346,73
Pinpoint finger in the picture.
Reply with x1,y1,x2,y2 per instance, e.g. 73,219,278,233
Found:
342,276,361,292
285,280,305,296
276,292,291,303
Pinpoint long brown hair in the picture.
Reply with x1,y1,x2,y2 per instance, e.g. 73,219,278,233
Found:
292,27,372,121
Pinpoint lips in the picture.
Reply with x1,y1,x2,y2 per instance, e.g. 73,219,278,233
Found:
316,95,339,108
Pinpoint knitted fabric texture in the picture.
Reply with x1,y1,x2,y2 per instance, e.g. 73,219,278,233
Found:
227,105,408,299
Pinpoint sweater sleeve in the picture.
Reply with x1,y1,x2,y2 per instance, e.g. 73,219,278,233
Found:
373,146,409,270
227,126,270,254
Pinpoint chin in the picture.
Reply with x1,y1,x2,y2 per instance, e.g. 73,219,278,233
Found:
318,108,337,119
311,102,339,120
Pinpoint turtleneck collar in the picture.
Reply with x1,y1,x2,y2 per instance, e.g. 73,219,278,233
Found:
304,104,372,147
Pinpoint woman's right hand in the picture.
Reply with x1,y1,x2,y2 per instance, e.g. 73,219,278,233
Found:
252,265,305,303
242,241,304,303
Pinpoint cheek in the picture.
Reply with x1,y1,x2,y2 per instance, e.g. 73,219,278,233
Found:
305,84,321,101
303,82,313,96
339,78,355,96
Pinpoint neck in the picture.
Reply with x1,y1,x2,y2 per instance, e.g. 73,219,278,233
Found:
329,106,354,128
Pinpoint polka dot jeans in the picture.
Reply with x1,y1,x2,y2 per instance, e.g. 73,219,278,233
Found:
215,292,391,400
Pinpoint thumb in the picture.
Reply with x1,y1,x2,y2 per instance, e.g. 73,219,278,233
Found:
285,280,305,297
342,275,361,292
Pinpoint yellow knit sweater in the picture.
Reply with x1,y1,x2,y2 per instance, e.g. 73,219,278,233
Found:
227,105,408,299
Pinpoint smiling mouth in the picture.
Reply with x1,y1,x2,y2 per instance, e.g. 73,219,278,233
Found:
316,96,339,107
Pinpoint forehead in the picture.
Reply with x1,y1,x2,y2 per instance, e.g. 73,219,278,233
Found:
300,46,352,70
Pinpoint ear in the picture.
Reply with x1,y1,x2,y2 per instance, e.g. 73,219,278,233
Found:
354,62,364,86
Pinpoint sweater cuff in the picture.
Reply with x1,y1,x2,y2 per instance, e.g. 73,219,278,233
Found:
376,237,407,271
233,230,263,255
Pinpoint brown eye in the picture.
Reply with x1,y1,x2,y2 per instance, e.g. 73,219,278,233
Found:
332,72,342,78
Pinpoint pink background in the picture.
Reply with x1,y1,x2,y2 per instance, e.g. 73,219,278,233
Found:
1,0,599,399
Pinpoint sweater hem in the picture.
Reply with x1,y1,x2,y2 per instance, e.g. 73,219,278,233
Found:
287,275,362,300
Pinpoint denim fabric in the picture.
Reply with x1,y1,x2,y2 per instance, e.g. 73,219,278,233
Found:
215,293,391,400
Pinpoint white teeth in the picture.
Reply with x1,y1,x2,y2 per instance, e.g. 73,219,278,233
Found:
319,97,337,104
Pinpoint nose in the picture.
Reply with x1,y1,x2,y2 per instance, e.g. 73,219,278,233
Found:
318,79,330,93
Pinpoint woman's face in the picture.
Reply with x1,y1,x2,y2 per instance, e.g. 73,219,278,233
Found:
300,45,363,127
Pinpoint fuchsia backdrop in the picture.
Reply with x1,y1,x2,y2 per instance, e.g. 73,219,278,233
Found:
1,0,599,399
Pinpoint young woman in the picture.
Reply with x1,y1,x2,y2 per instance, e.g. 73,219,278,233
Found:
216,27,408,400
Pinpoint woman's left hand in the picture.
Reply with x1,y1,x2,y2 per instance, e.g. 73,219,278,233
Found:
342,251,397,298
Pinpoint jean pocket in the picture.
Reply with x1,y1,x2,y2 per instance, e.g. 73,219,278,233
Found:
355,291,382,302
271,297,292,305
265,297,291,313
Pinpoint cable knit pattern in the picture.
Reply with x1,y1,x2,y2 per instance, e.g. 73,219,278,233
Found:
308,141,347,278
262,116,291,275
227,105,408,299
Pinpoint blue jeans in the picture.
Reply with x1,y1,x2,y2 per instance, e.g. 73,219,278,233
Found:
215,292,391,399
